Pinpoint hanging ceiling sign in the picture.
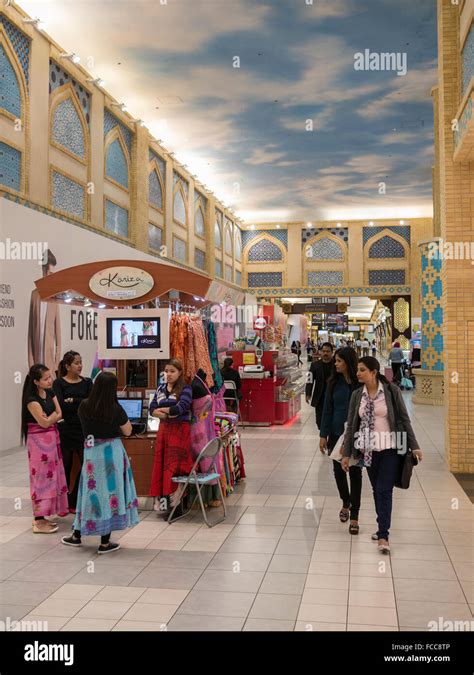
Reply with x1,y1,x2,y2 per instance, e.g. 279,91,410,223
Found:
89,266,155,300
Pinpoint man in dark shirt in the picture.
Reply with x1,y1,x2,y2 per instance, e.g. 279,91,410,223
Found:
221,357,242,411
305,342,334,429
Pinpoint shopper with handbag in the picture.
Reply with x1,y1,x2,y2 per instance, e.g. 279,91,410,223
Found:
341,357,423,554
319,348,362,534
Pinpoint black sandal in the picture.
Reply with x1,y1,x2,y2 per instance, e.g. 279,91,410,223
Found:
339,508,350,523
349,522,359,535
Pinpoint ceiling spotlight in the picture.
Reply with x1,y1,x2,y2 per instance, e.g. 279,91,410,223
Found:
130,118,145,126
369,221,374,226
250,225,256,230
98,303,106,309
84,299,92,307
306,222,312,228
111,102,128,112
59,52,80,64
337,222,342,227
64,295,72,304
276,224,281,229
22,17,48,30
87,77,106,87
399,220,405,225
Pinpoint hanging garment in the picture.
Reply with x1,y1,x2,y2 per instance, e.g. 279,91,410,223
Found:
205,320,224,392
190,316,214,388
190,374,219,482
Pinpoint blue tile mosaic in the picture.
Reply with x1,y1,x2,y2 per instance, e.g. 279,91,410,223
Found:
225,264,233,282
103,109,132,156
194,248,206,270
105,138,128,188
242,229,288,249
363,225,410,245
0,44,21,117
248,238,283,262
174,189,187,224
148,223,163,251
1,15,30,86
248,272,282,288
149,169,163,209
49,61,90,124
215,259,222,278
52,171,84,219
195,207,205,237
173,236,186,261
369,269,405,285
462,24,474,97
301,227,348,245
307,271,343,286
368,235,405,258
52,97,85,159
0,141,21,191
149,149,165,178
305,237,343,260
105,199,128,238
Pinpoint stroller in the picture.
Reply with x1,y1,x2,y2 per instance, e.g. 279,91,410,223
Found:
395,359,414,390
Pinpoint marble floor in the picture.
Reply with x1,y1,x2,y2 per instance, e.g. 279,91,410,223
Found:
0,394,473,632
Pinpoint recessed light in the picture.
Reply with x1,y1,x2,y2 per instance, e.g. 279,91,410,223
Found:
276,224,281,229
98,304,106,309
369,221,374,226
337,223,342,227
399,220,405,225
306,222,312,228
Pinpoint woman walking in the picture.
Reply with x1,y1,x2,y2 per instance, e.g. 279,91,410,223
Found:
62,372,139,554
53,351,92,513
21,364,69,533
342,357,423,554
319,348,362,534
149,359,194,518
389,341,404,385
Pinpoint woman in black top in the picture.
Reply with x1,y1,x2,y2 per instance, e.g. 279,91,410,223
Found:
21,364,69,534
53,351,93,512
62,372,140,554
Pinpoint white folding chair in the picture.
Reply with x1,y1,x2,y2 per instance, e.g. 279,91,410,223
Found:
223,380,244,427
168,437,227,528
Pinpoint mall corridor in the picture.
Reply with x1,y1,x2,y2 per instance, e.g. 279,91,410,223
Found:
0,394,472,632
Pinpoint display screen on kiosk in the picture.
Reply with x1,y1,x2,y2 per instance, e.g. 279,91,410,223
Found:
106,318,161,350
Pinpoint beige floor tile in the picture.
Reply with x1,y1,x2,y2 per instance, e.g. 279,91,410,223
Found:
350,562,392,578
349,590,396,608
349,576,394,593
113,620,169,631
347,624,397,631
21,614,70,631
29,598,90,618
348,605,398,626
305,574,349,591
93,586,147,603
61,618,116,631
138,588,189,605
294,621,346,631
307,561,349,576
298,603,347,623
311,550,351,563
121,602,178,623
302,588,348,606
49,584,104,601
76,600,133,620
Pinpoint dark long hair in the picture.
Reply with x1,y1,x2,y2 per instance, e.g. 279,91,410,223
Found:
58,350,81,378
327,347,359,396
79,371,118,424
358,356,390,384
164,359,187,398
21,364,49,443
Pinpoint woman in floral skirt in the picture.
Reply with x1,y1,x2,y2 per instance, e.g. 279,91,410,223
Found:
61,372,139,554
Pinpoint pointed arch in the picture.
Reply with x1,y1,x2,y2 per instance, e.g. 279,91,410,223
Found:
244,233,287,264
148,166,164,210
235,229,242,261
173,184,187,225
225,223,233,255
304,232,345,260
50,85,88,163
195,203,205,238
365,229,409,258
214,212,223,248
104,127,129,189
0,26,28,121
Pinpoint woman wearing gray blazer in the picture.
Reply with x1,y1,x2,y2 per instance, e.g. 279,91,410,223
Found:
341,357,423,554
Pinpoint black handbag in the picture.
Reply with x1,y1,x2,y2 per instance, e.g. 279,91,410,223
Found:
395,450,418,489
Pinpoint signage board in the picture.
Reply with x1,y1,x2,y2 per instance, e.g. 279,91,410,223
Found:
89,266,155,300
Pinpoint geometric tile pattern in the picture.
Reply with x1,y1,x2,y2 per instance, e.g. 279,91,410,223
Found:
105,199,129,238
105,139,129,188
246,285,411,296
173,236,186,262
247,238,283,262
149,170,163,209
174,189,187,224
0,44,21,117
462,24,474,97
103,109,132,156
393,297,410,333
368,235,405,258
52,171,84,219
149,149,165,179
305,237,343,260
420,244,444,371
1,15,30,86
52,98,85,159
49,61,90,124
242,229,288,249
194,248,206,271
369,269,406,285
363,225,410,245
195,206,205,237
215,259,222,278
173,170,188,196
307,271,343,286
148,223,162,251
248,272,283,287
301,227,348,245
235,230,242,261
225,264,233,282
0,141,21,191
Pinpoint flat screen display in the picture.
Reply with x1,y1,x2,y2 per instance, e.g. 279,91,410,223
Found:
119,399,143,420
107,318,160,350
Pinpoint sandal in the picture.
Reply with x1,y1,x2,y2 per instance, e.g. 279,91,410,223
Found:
349,522,359,535
339,508,350,523
32,520,58,534
377,539,390,554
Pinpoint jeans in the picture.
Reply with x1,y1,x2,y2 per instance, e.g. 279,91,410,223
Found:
328,434,362,520
366,448,399,540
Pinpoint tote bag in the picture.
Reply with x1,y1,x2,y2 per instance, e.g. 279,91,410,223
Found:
325,425,360,467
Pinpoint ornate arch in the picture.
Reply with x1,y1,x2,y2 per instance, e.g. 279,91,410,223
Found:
104,127,130,190
304,232,346,260
148,166,164,211
214,211,223,248
364,229,409,285
194,202,206,238
173,183,188,225
365,229,409,258
244,233,286,263
50,84,89,164
225,222,233,255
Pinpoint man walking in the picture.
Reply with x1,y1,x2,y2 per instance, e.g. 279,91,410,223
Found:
305,342,334,429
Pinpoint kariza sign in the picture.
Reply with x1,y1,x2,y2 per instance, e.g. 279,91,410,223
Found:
89,266,155,300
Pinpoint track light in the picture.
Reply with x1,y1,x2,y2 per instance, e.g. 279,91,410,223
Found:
111,102,127,112
86,77,106,88
22,17,48,30
59,52,80,64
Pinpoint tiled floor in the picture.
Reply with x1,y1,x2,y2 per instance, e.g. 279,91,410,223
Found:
0,393,473,632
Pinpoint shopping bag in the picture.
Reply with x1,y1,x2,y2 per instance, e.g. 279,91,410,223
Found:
401,376,413,390
323,426,360,467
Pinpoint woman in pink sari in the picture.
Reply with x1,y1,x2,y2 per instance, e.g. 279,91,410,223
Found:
21,364,69,533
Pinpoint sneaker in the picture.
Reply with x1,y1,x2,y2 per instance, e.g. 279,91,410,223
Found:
97,542,120,555
371,533,378,541
61,535,82,547
32,521,58,534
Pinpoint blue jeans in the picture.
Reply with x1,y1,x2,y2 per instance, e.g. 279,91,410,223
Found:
366,448,399,540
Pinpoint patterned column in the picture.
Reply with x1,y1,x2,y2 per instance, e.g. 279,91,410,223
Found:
412,240,444,406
